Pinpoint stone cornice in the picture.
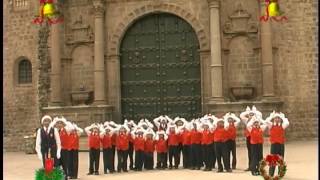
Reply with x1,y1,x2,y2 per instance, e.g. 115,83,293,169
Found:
92,0,105,17
207,0,220,8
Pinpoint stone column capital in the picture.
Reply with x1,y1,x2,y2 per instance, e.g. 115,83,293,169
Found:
207,0,220,8
92,0,105,17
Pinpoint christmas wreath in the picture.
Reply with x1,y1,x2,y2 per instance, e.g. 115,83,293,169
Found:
35,157,64,180
259,154,287,180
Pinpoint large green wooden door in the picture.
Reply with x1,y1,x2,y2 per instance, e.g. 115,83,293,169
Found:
120,13,201,121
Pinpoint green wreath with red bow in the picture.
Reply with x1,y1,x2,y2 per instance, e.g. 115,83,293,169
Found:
259,154,287,180
35,158,64,180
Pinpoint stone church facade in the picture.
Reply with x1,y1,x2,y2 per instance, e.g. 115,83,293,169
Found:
4,0,318,151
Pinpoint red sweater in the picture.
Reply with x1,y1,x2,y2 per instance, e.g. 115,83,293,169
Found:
168,132,179,146
116,133,129,150
214,127,227,142
111,134,117,146
68,132,79,150
133,136,145,151
101,134,113,149
269,125,285,144
226,124,237,140
190,129,202,144
156,138,167,153
210,132,215,143
59,128,70,150
145,138,155,153
250,127,264,144
181,130,191,145
88,132,100,149
201,130,212,145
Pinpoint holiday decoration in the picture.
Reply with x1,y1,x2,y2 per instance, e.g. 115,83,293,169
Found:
260,0,288,22
33,0,63,25
35,149,64,180
259,154,287,180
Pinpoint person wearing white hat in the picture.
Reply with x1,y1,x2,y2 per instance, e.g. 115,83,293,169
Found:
124,119,137,170
100,124,116,174
166,122,180,169
265,111,289,176
35,115,61,169
224,112,241,170
144,128,156,170
213,116,231,173
189,119,202,170
199,119,214,171
174,117,187,168
114,124,130,172
178,122,192,169
155,130,168,169
85,123,102,175
153,115,168,131
247,116,267,176
240,106,254,171
131,126,146,171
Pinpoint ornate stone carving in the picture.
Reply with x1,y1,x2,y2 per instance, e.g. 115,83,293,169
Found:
223,2,258,35
92,0,105,18
66,15,94,44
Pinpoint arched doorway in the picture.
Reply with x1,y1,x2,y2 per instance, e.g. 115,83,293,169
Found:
120,13,201,121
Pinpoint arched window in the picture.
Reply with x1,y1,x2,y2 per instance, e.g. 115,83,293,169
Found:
18,59,32,84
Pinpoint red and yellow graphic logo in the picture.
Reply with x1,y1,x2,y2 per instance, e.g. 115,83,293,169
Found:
33,0,63,25
260,0,288,22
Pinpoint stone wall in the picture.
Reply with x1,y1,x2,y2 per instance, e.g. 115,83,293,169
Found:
3,0,40,151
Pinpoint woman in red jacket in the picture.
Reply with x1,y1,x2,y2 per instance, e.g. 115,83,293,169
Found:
115,125,130,173
85,124,102,175
131,127,146,171
265,111,289,176
100,124,116,174
144,128,156,170
224,112,241,170
189,119,202,170
155,130,168,169
200,120,214,171
166,123,180,169
247,116,267,176
180,122,192,169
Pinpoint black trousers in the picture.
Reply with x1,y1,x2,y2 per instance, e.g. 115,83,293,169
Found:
190,144,202,168
210,143,216,168
250,144,263,174
226,140,237,169
135,150,144,170
117,150,128,172
67,150,78,178
103,148,114,173
60,149,69,178
144,152,154,170
111,145,116,170
156,152,167,168
89,148,100,173
182,145,191,168
128,142,134,169
215,142,230,171
202,144,213,170
168,146,179,168
269,143,285,176
246,137,252,168
177,143,183,167
41,147,59,168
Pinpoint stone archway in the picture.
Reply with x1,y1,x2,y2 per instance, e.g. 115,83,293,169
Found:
106,3,211,121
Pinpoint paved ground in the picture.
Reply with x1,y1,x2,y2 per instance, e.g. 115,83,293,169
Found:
4,140,318,180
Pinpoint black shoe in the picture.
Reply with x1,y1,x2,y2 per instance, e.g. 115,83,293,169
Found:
232,165,236,170
123,169,128,172
217,169,223,173
191,167,195,170
169,166,173,169
196,167,200,170
87,172,93,175
174,166,178,169
94,172,99,175
226,169,232,173
203,168,209,171
110,170,115,174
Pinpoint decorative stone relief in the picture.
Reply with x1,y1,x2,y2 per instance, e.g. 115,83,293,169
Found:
66,15,94,44
223,2,258,35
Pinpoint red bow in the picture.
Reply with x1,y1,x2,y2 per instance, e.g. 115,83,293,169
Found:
45,158,54,174
266,154,281,166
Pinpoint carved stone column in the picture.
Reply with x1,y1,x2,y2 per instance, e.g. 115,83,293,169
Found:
207,0,224,102
50,22,62,105
260,0,275,98
92,0,106,104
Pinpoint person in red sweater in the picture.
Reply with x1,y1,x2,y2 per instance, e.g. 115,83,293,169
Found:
240,106,262,171
153,115,169,131
155,130,168,169
100,124,116,174
124,119,137,170
189,119,202,170
247,116,267,176
144,128,156,170
115,124,130,172
66,122,83,179
199,120,214,171
179,122,192,169
131,127,146,171
213,117,231,173
166,122,180,169
224,112,241,170
265,111,289,176
85,124,102,175
50,117,69,179
174,117,186,168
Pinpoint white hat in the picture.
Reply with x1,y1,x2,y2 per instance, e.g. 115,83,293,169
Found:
41,115,52,124
157,130,166,135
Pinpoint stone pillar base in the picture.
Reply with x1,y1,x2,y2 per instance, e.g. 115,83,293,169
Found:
93,100,106,105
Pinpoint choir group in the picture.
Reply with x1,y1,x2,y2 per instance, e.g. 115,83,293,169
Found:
35,105,289,179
